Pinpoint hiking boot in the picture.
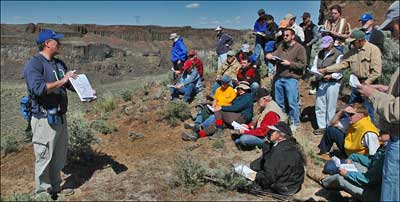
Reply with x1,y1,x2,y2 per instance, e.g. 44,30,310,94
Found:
181,131,199,141
209,128,224,140
317,152,331,161
184,123,201,132
313,128,326,136
309,88,317,95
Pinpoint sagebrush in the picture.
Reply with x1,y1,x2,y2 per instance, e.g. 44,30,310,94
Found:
163,101,191,126
68,115,99,161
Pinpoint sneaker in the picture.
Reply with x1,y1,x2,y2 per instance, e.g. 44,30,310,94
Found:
317,152,331,161
181,131,199,141
309,88,317,95
313,128,326,136
209,128,224,140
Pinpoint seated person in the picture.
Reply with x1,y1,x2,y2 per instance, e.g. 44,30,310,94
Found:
237,55,260,97
186,75,237,132
169,60,202,103
234,88,287,148
187,50,204,79
250,122,306,196
320,145,385,202
182,82,253,141
236,43,253,64
318,103,381,158
212,50,241,95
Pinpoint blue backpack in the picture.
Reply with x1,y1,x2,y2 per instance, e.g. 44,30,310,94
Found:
20,95,32,122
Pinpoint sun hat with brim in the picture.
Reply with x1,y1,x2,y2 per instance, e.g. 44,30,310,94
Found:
267,122,293,136
320,36,334,48
254,88,270,101
279,20,290,29
379,1,399,30
345,30,365,43
227,50,236,56
284,13,296,20
36,29,64,44
215,26,223,31
169,33,178,40
236,82,250,91
221,75,231,84
241,44,250,53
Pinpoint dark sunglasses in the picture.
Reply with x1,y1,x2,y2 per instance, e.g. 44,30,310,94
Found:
346,112,356,117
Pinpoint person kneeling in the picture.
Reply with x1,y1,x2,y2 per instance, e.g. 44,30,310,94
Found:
234,88,287,149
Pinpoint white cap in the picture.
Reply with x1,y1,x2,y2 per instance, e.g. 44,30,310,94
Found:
215,26,223,31
169,33,178,40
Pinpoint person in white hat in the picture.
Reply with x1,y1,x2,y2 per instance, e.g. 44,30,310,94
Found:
169,32,187,76
284,13,305,43
215,26,234,71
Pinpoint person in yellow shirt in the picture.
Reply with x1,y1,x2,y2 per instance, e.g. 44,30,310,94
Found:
185,75,236,132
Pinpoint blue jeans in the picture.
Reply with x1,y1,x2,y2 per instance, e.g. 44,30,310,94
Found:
318,126,346,155
267,61,274,74
274,78,300,126
235,134,265,147
170,83,199,102
194,114,215,129
349,87,375,122
253,43,267,65
381,136,400,201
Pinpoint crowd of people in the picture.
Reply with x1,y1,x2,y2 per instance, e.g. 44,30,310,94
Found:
170,2,399,200
22,1,398,200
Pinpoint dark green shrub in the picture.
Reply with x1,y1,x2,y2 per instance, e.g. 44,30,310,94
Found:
212,139,225,150
163,101,191,126
174,153,207,190
68,116,99,161
121,90,133,102
93,94,117,113
90,119,118,135
380,33,399,85
0,135,19,155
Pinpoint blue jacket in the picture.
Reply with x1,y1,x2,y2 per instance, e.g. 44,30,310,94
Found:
178,68,202,91
216,32,233,55
254,18,267,33
171,37,187,62
221,93,253,122
24,54,74,118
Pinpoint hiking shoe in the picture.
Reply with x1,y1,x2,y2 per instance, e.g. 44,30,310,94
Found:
209,128,224,140
313,128,326,136
317,152,331,161
309,88,317,95
181,131,199,141
184,123,201,132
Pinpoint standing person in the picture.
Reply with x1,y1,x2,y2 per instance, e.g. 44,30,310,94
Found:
24,29,85,198
379,0,399,40
284,13,305,43
170,33,187,76
266,28,307,131
318,30,382,122
358,67,399,201
311,36,343,135
215,26,234,70
274,19,290,48
300,12,320,67
359,13,384,52
252,9,268,67
264,14,279,76
322,4,351,53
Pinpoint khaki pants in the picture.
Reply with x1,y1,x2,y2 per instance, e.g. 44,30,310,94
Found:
31,115,68,194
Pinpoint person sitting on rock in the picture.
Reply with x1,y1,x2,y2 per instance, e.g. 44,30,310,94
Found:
211,50,241,95
169,60,201,103
185,75,237,132
317,103,381,159
316,145,386,202
234,88,287,149
249,122,306,196
182,81,253,141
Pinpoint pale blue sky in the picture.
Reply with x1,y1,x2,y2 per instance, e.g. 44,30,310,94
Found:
1,1,321,29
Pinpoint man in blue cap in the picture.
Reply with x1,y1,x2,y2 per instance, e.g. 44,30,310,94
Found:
24,29,80,198
359,13,384,51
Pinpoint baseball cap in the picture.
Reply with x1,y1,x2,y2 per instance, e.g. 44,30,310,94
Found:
36,29,64,44
254,88,270,101
284,13,296,20
267,122,293,136
240,44,250,53
379,1,399,30
279,20,290,29
188,50,197,56
227,50,236,56
359,13,374,22
182,60,193,71
169,33,178,40
215,26,223,31
220,75,231,84
302,12,311,19
320,36,334,48
345,30,366,43
236,81,250,91
257,8,266,15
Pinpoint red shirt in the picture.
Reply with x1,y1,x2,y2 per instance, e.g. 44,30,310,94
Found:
192,57,203,77
244,111,280,137
237,67,258,84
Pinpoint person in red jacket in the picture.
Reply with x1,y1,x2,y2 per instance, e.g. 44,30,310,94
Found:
234,88,287,149
236,55,260,97
188,50,204,78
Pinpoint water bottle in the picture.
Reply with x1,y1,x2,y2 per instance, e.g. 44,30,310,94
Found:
47,108,59,125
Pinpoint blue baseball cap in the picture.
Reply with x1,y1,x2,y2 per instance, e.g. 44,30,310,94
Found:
359,13,374,22
36,29,64,44
221,75,231,84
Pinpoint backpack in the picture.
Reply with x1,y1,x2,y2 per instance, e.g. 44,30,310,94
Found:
20,95,32,122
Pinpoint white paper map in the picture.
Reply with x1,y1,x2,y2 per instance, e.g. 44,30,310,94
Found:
231,121,248,131
234,164,257,181
349,74,362,88
69,74,96,102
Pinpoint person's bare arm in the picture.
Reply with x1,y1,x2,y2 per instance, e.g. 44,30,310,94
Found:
330,109,345,127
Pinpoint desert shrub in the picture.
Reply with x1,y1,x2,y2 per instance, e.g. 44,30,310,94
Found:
211,168,252,191
174,153,207,190
163,101,191,126
93,94,117,113
212,139,225,150
380,33,399,85
0,192,52,201
0,135,19,155
90,119,118,135
68,115,99,161
121,90,133,102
